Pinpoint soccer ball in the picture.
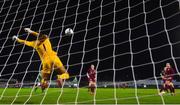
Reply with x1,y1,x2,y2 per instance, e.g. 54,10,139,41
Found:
65,28,74,35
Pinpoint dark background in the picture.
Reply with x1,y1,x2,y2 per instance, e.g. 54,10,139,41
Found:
0,0,180,83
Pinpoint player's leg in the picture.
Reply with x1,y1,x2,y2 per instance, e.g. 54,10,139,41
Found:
55,64,66,87
160,79,164,93
56,66,69,87
164,81,169,93
40,60,52,91
159,78,168,94
53,56,69,87
165,80,171,93
41,72,49,92
171,83,175,93
164,80,170,93
54,55,69,79
89,81,96,95
164,84,169,93
159,80,167,95
35,82,41,92
170,79,175,94
168,79,175,95
34,73,42,92
93,82,96,94
159,84,165,93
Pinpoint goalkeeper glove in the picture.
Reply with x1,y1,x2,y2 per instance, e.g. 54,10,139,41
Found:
12,36,18,41
24,28,33,33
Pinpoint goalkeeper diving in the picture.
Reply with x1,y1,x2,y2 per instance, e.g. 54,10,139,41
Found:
12,28,69,90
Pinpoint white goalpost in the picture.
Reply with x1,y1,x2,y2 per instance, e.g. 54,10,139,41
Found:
0,0,180,104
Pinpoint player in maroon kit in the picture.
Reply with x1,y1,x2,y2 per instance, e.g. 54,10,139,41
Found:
87,64,96,95
159,63,175,95
159,67,169,95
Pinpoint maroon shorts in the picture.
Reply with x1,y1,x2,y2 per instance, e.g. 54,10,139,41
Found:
163,78,173,83
167,78,173,82
88,78,96,82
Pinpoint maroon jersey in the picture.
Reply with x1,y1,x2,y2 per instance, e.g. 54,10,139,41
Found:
87,68,96,82
164,67,174,81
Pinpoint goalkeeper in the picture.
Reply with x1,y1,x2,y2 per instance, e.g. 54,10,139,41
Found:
13,28,69,89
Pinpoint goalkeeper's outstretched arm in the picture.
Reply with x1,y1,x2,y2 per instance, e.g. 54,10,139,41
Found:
24,28,47,40
12,28,48,46
12,36,34,47
24,28,39,37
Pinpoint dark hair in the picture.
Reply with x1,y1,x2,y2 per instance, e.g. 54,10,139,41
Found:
37,33,47,41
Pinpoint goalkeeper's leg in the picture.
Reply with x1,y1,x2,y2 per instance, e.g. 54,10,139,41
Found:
41,71,50,92
52,55,69,87
56,66,69,87
34,76,42,92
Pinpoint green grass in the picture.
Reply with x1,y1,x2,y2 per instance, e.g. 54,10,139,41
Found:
0,88,179,104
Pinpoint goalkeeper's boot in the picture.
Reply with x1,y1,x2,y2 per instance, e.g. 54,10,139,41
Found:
41,79,48,90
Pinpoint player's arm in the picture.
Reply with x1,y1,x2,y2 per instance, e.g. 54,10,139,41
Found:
95,70,97,81
87,72,90,78
160,70,164,78
87,69,90,78
169,68,175,79
12,36,34,47
24,28,48,40
24,28,39,37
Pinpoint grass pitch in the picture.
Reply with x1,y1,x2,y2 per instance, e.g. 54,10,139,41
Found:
0,88,179,104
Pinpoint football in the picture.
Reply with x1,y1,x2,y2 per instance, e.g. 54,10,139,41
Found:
65,28,74,35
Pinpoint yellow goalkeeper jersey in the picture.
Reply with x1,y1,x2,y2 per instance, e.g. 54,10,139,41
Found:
17,35,57,61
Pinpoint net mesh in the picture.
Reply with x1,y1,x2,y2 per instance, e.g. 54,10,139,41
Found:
0,0,180,104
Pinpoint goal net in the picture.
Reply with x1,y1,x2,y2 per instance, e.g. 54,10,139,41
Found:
0,0,180,104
